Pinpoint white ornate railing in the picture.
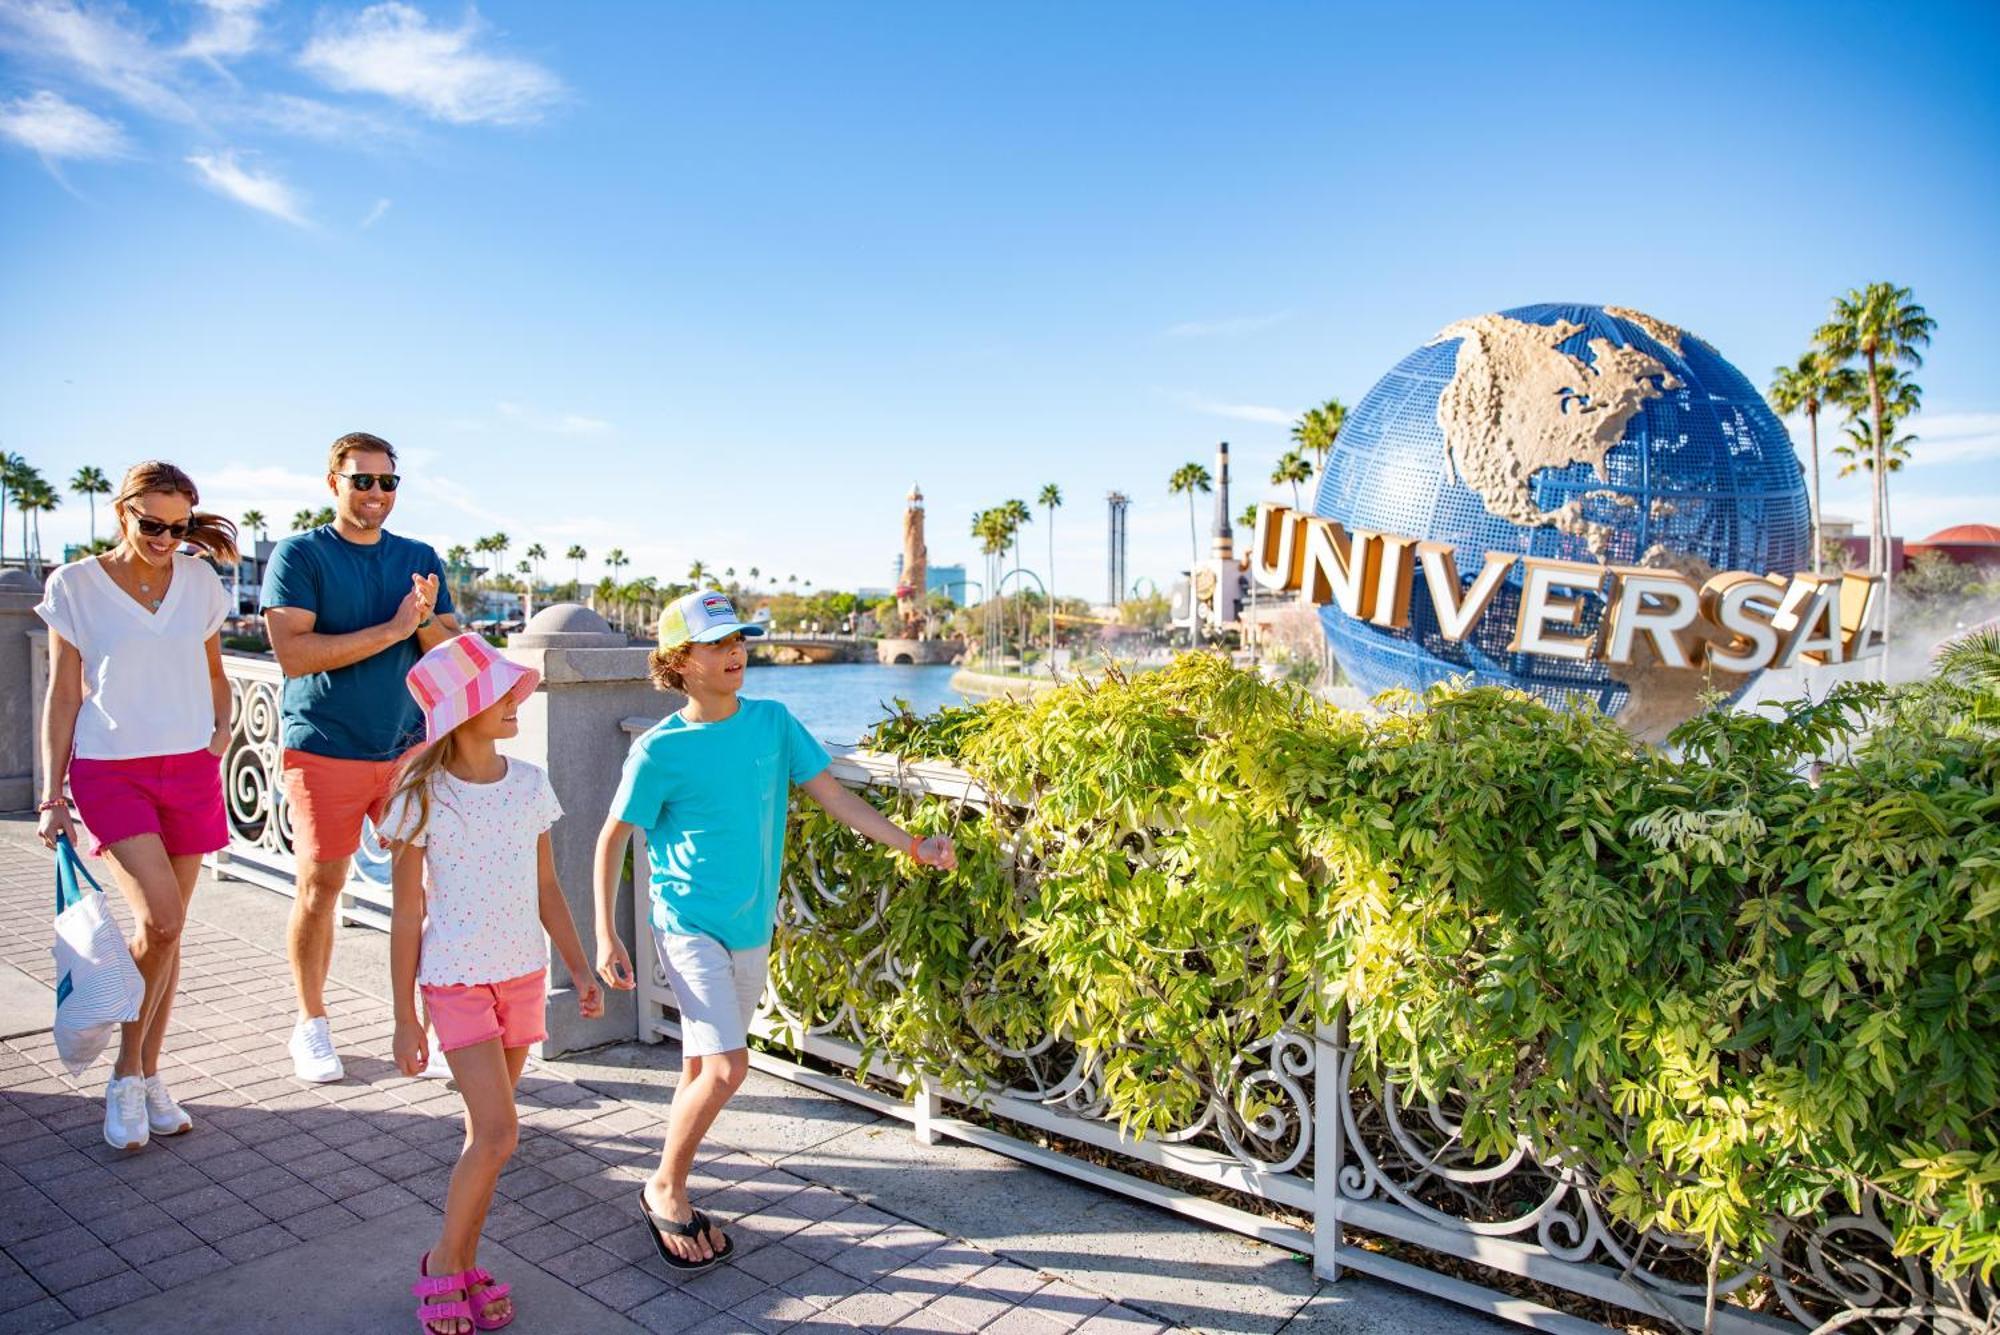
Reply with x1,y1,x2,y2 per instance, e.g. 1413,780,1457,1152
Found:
208,653,395,929
625,718,1992,1335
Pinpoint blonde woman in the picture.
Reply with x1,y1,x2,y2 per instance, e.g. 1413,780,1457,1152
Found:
36,461,237,1151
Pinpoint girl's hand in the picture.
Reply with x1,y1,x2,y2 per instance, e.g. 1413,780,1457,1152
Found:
206,725,231,758
393,1018,429,1076
576,976,604,1020
36,803,75,851
596,935,636,991
913,835,958,871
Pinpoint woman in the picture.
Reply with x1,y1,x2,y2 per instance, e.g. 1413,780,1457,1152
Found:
36,461,238,1151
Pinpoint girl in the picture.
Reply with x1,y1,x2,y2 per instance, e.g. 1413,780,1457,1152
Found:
383,633,604,1334
36,461,237,1151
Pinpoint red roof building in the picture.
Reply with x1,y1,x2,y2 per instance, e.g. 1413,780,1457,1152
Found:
1908,523,2000,570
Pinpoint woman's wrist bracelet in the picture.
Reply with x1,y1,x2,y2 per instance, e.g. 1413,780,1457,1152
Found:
907,832,922,862
36,797,69,813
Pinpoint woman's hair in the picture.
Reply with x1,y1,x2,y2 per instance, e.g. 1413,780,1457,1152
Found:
647,644,694,691
385,734,459,848
113,461,239,564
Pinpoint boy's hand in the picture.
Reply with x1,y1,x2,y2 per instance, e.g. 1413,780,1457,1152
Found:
576,976,605,1020
912,835,957,871
393,1018,429,1077
597,936,636,991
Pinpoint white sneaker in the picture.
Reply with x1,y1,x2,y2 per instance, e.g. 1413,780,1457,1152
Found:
104,1076,149,1151
143,1074,193,1136
288,1016,345,1083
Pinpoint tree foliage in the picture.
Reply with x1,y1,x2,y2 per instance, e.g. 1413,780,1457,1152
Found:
786,654,2000,1284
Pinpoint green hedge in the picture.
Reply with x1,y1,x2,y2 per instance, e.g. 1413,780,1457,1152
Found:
781,653,1999,1283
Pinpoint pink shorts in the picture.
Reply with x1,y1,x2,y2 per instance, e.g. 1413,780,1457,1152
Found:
282,749,407,863
69,750,228,858
422,969,547,1053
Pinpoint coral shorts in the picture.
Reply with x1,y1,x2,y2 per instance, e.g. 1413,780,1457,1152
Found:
422,969,547,1053
69,750,228,858
282,748,407,862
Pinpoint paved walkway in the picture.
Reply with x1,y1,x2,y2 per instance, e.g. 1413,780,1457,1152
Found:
0,818,1498,1334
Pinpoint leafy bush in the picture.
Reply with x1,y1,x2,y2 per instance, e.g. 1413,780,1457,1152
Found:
786,651,2000,1287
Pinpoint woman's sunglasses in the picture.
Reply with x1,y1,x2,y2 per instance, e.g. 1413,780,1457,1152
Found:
336,472,401,492
130,515,193,539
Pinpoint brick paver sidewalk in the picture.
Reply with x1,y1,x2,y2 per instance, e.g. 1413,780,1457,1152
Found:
0,829,1169,1333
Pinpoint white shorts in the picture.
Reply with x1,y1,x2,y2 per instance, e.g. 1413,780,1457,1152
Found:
652,927,770,1058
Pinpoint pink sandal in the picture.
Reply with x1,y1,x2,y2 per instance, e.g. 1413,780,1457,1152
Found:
412,1253,512,1334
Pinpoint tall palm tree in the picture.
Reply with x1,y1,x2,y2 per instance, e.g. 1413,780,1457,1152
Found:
1169,462,1212,643
603,549,630,629
1271,449,1313,510
748,566,760,588
566,544,587,586
1290,398,1347,475
972,508,1013,663
20,474,58,572
0,450,25,564
240,509,267,541
688,560,712,587
1814,283,1935,607
69,466,110,544
1001,499,1031,651
313,505,335,528
1038,483,1062,651
524,543,546,587
1768,351,1859,573
291,509,317,533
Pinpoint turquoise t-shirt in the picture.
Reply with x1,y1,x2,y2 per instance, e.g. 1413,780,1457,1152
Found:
610,698,832,950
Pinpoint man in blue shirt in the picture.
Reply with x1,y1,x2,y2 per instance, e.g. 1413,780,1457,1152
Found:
261,432,460,1081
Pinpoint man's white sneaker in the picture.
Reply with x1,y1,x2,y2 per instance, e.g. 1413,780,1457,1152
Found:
289,1016,345,1083
143,1074,193,1135
104,1076,149,1151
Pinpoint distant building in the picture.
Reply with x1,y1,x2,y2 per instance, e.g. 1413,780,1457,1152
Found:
891,556,969,606
1909,523,2000,571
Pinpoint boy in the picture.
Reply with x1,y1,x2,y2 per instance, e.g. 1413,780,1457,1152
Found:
592,589,955,1271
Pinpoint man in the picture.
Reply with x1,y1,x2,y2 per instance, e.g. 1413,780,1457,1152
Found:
262,433,459,1081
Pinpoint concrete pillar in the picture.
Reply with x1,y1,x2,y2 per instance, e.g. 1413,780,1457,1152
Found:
503,603,683,1056
0,569,44,812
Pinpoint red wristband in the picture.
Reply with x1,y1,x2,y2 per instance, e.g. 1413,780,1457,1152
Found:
908,833,922,862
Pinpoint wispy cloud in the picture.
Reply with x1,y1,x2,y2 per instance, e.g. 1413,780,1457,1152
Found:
187,148,307,225
0,89,126,162
1161,312,1290,340
179,0,269,65
1172,391,1297,426
1906,411,2000,466
360,196,391,228
494,401,613,435
299,3,563,126
0,0,192,119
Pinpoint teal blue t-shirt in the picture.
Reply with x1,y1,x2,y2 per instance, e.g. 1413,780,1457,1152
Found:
610,698,832,950
260,526,453,761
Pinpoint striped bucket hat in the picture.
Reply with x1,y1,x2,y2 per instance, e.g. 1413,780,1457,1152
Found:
404,633,541,748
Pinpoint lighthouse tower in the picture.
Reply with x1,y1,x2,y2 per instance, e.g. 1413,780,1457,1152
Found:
897,484,929,638
1208,442,1240,628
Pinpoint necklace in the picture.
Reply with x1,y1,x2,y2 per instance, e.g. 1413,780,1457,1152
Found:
109,555,166,610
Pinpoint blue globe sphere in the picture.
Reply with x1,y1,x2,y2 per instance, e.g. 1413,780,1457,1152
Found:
1313,303,1811,739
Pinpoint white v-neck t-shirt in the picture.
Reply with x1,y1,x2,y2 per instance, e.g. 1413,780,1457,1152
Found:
35,554,233,760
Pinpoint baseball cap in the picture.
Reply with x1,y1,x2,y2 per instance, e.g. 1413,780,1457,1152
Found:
658,589,768,650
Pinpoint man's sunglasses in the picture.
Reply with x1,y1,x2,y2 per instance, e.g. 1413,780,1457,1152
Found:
335,472,401,492
130,515,193,539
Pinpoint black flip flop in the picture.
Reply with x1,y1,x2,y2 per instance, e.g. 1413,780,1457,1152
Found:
637,1188,734,1274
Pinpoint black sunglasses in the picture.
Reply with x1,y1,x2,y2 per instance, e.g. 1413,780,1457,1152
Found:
336,472,401,492
131,515,193,539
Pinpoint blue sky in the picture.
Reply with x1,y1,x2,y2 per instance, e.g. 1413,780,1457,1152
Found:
4,1,1997,597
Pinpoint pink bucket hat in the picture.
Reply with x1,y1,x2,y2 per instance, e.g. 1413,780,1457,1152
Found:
404,634,541,748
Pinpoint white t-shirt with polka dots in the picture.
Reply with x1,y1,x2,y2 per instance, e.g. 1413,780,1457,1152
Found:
382,758,563,987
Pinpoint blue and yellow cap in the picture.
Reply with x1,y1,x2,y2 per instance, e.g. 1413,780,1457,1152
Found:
658,589,767,650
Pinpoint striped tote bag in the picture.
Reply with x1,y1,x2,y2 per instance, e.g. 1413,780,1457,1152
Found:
51,836,144,1076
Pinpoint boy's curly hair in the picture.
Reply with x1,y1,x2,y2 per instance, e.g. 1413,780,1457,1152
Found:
648,645,694,691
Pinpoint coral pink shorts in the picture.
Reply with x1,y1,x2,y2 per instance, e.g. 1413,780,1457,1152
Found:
422,969,547,1053
69,749,228,858
282,748,408,863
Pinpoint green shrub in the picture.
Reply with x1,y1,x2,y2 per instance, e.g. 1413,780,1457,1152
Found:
785,652,2000,1285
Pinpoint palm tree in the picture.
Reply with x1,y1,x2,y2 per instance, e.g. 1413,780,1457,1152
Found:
1814,283,1935,609
20,474,59,572
524,543,546,586
1271,449,1313,510
1768,351,1859,574
972,508,1013,663
313,506,335,528
1291,398,1346,474
292,509,317,533
748,566,760,588
69,466,110,544
603,549,630,628
1038,484,1062,651
1002,498,1031,651
0,450,25,564
566,544,587,586
1169,462,1212,643
240,509,267,542
688,560,712,587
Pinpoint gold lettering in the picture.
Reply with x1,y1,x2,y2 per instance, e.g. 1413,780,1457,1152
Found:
1251,504,1306,593
1510,558,1607,661
1415,543,1516,642
1602,568,1702,668
1368,534,1420,629
1301,518,1378,621
1839,572,1886,659
1769,574,1844,667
